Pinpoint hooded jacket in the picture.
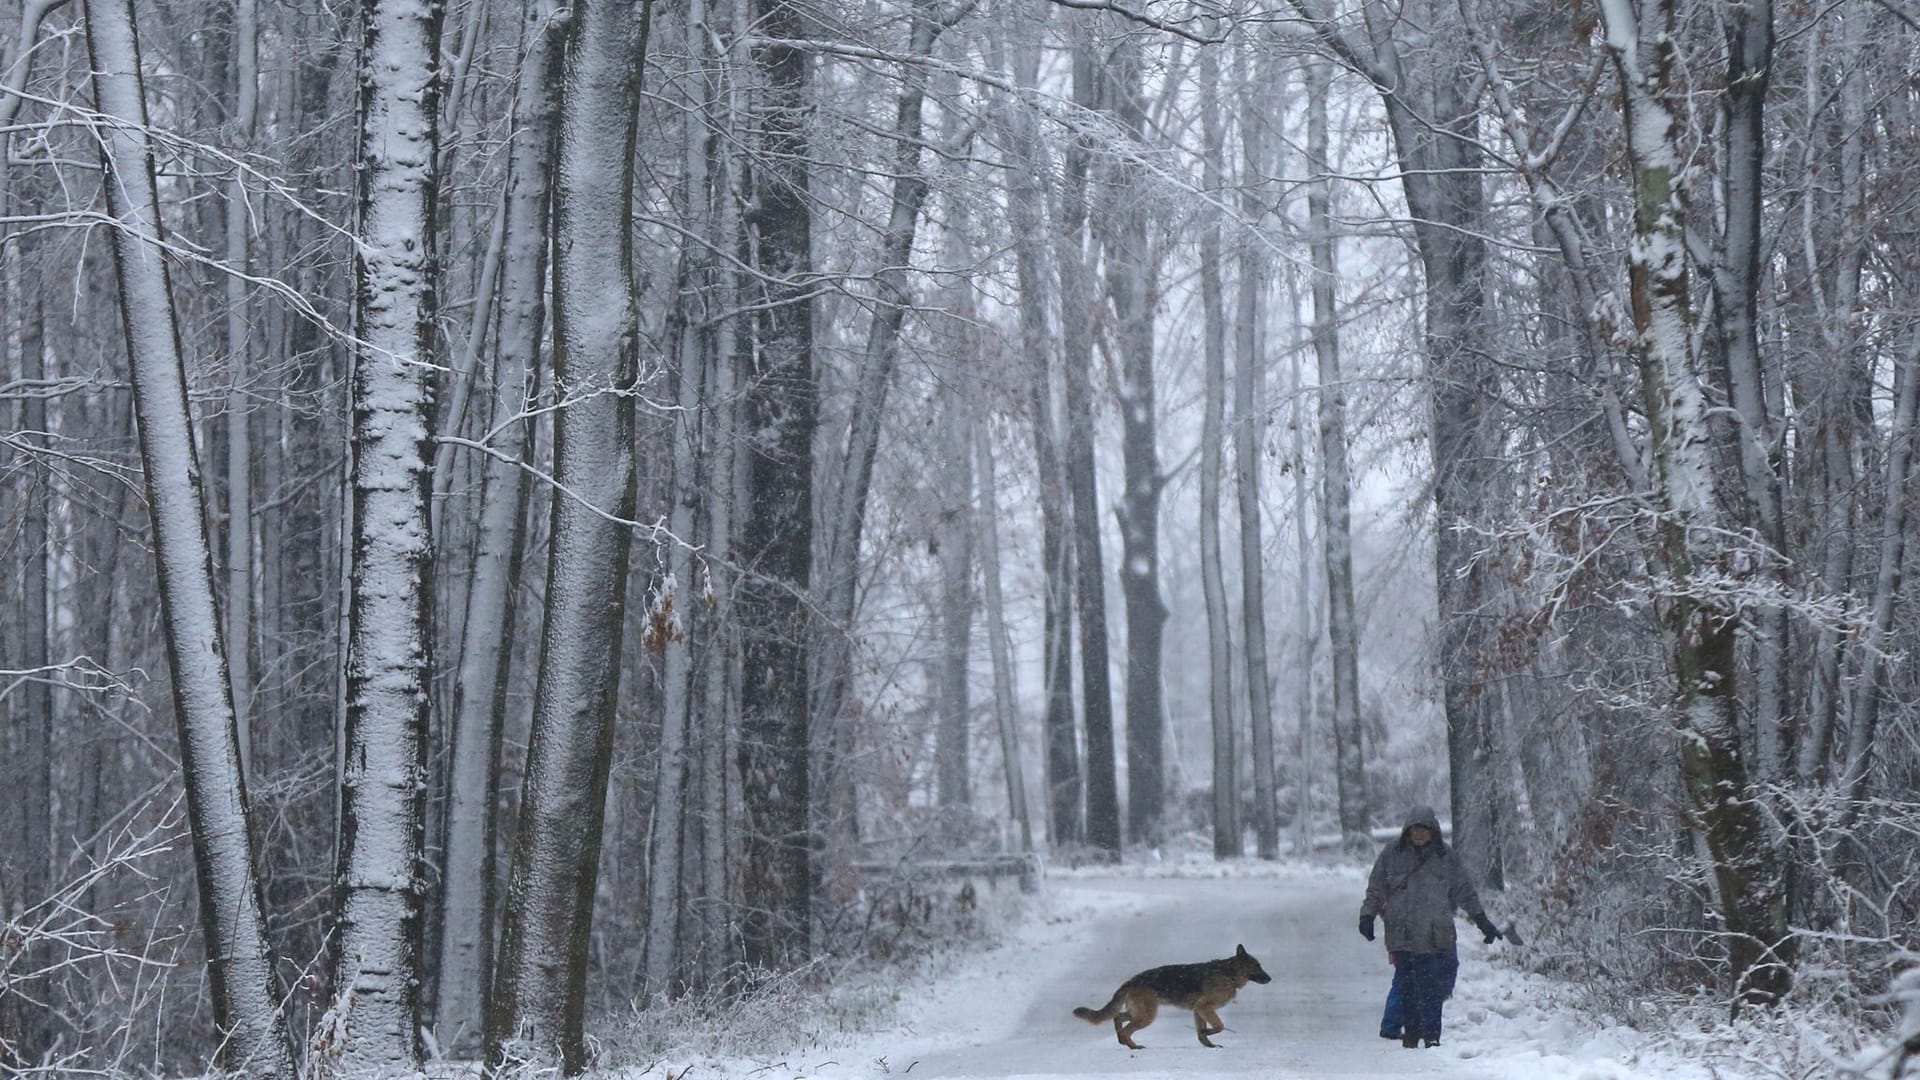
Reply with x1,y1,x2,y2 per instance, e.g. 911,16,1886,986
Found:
1358,805,1487,954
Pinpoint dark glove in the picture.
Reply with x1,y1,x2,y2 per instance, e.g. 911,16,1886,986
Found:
1359,915,1375,942
1472,913,1501,944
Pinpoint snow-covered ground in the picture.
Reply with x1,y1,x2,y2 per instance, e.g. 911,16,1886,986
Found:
616,858,1756,1080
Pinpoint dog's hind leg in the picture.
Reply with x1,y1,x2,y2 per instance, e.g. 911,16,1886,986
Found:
1115,990,1155,1049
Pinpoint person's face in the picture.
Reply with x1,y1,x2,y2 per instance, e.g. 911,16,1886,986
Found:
1409,825,1433,847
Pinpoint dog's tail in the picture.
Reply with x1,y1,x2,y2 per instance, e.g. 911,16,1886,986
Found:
1073,988,1127,1024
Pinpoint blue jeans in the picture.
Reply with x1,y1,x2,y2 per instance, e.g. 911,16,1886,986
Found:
1381,947,1458,1039
1382,945,1451,1037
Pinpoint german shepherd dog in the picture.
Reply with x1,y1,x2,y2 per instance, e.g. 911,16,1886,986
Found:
1073,944,1272,1048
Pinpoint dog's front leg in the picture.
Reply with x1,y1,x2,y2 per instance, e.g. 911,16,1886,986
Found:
1194,1008,1225,1047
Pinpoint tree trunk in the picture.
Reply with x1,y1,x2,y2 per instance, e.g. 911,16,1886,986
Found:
1711,0,1787,782
1098,31,1167,847
1286,279,1319,857
641,0,717,1004
809,2,947,871
1600,0,1793,1005
1235,43,1278,860
330,0,445,1064
11,223,54,1069
1291,0,1504,878
699,5,747,983
1307,58,1368,846
975,417,1034,852
81,0,294,1069
936,391,976,812
431,0,558,1052
1061,28,1120,856
1842,349,1920,818
487,0,648,1068
998,14,1080,846
735,0,816,971
223,0,259,784
1197,37,1237,859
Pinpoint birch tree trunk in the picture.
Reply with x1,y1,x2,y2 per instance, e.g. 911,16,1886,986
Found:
330,0,445,1064
1197,38,1238,859
80,0,294,1069
1307,57,1368,846
736,0,816,970
1234,43,1278,860
1600,0,1793,1005
431,0,559,1051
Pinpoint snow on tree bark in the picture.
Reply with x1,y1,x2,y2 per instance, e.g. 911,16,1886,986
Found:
432,0,559,1053
330,0,444,1066
487,0,647,1068
80,0,294,1070
735,0,816,972
1600,0,1793,1006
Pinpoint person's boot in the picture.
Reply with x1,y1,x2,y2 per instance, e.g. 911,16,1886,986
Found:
1401,1034,1419,1049
1424,1038,1441,1048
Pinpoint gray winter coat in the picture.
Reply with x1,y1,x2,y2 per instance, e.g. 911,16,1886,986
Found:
1358,806,1487,955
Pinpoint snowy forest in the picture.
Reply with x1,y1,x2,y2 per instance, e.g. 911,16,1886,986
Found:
4,0,1920,1073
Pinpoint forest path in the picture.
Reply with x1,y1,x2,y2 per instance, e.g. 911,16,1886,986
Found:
849,871,1584,1080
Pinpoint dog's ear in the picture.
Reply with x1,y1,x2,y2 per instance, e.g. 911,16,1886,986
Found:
1236,943,1246,956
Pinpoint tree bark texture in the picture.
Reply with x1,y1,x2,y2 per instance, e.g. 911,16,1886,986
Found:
735,0,817,971
432,0,559,1051
1601,0,1793,1005
81,0,294,1069
487,0,648,1068
331,0,445,1064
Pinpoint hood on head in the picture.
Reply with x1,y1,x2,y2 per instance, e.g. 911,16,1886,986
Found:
1398,805,1445,849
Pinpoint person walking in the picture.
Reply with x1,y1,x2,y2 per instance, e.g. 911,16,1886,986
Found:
1357,806,1498,1048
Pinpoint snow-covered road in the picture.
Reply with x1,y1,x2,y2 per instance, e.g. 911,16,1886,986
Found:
802,867,1717,1080
873,873,1492,1078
